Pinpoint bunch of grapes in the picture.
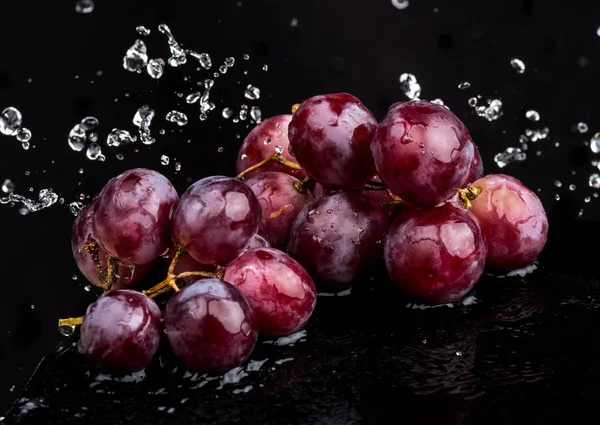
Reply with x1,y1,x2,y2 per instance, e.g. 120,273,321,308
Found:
65,94,548,376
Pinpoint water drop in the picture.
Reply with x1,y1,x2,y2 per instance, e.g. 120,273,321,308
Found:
494,147,526,168
75,0,94,14
175,162,181,172
458,81,470,90
244,84,261,100
199,79,214,114
16,128,31,143
242,54,250,60
80,117,99,132
577,122,589,133
590,133,600,153
275,145,283,154
525,110,540,122
585,196,591,203
166,111,188,126
217,147,224,153
147,59,166,79
158,24,187,67
239,105,248,121
59,325,76,337
84,285,91,291
590,174,600,189
555,194,560,201
88,132,98,143
86,143,103,161
222,108,234,119
186,92,201,104
123,40,148,72
554,180,562,188
391,0,409,9
219,65,228,74
468,97,478,107
290,18,299,27
136,26,151,36
250,106,262,123
569,184,576,191
262,64,268,71
160,155,170,165
399,73,421,100
430,98,445,106
224,57,235,67
133,105,156,145
106,129,136,147
69,201,84,216
0,107,22,136
68,124,87,151
116,153,124,160
473,98,503,121
510,58,526,74
188,51,212,69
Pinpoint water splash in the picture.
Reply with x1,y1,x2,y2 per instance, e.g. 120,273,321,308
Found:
188,51,212,70
244,84,261,100
106,129,136,147
69,202,84,216
472,98,503,121
133,105,156,145
510,58,526,74
75,0,94,14
123,40,148,72
399,73,421,100
165,111,188,126
391,0,409,9
199,79,215,115
136,26,150,36
158,24,187,67
0,189,59,212
185,92,200,104
147,59,165,79
525,110,540,122
494,147,526,168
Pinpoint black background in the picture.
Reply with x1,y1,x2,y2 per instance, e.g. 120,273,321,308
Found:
1,0,599,419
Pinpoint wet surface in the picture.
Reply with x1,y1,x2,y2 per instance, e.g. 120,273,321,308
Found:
4,268,600,424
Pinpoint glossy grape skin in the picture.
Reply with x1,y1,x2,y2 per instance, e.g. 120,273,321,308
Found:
288,93,378,189
287,191,390,291
384,202,487,304
164,279,258,373
245,171,314,249
72,202,150,289
245,234,271,250
371,100,475,206
78,290,162,374
171,176,261,265
173,253,217,285
460,145,484,187
224,248,316,336
469,174,548,271
235,115,306,179
92,168,179,266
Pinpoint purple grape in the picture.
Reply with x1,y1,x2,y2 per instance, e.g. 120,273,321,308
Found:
384,202,487,304
78,290,162,374
288,93,378,189
245,233,271,250
469,174,548,271
92,168,179,265
173,253,217,285
371,100,475,206
460,145,484,186
235,114,306,179
171,176,261,265
245,171,314,249
224,247,317,336
164,279,258,373
72,202,150,289
287,191,390,291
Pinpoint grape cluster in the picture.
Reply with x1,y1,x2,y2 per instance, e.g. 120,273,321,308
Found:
67,95,548,376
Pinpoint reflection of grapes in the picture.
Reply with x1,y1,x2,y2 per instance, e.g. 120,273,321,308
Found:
78,290,162,374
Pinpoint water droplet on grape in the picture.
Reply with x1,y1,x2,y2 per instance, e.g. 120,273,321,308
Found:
75,0,94,14
123,40,148,72
510,58,526,74
166,111,188,126
525,110,540,122
147,59,165,79
0,107,22,136
274,145,283,154
399,73,421,100
244,84,261,100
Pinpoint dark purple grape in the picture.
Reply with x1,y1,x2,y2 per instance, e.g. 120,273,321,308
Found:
224,247,316,336
173,253,217,285
287,191,390,291
371,100,475,206
72,202,150,289
460,145,484,186
245,171,314,249
235,115,306,179
288,93,378,189
384,202,487,304
164,279,258,373
469,174,548,271
92,168,179,265
78,290,162,374
171,176,261,265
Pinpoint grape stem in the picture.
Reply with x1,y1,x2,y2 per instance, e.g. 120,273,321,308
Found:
364,181,386,191
236,152,302,180
457,184,483,209
380,200,404,208
58,316,83,327
293,176,312,194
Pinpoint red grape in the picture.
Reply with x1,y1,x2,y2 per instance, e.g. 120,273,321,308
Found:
173,253,216,285
78,290,162,374
164,279,258,373
469,174,548,271
235,115,306,179
288,93,378,189
245,233,271,250
245,171,314,249
460,145,484,187
287,191,390,291
92,168,179,265
371,100,474,206
384,202,487,304
171,176,261,265
224,247,316,336
72,202,149,288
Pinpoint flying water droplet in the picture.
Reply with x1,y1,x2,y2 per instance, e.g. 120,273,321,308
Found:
147,59,165,79
589,174,600,189
391,0,409,9
80,117,99,132
0,189,59,212
590,133,600,153
16,128,31,143
59,325,76,336
158,24,187,67
123,40,148,72
399,73,421,100
186,92,201,104
554,181,562,187
160,155,170,165
250,106,262,122
133,105,156,145
69,201,84,216
526,110,540,122
0,107,22,136
175,162,181,172
224,57,235,67
68,124,87,151
262,64,268,71
2,179,14,193
239,105,248,121
458,81,470,90
468,97,478,107
199,80,214,114
494,147,526,168
88,132,98,142
473,98,503,121
510,58,526,74
136,26,151,36
290,17,299,27
222,108,234,119
188,51,212,69
106,129,136,147
75,0,94,14
166,111,188,126
86,143,104,161
244,84,261,100
577,122,589,133
569,184,576,191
